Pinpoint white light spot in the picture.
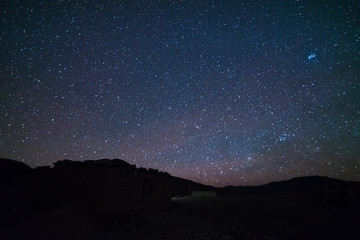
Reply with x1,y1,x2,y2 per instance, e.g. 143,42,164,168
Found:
307,53,316,60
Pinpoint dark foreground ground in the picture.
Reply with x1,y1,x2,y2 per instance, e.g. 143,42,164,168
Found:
1,193,359,240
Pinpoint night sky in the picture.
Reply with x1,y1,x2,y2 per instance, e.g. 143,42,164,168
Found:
1,0,359,186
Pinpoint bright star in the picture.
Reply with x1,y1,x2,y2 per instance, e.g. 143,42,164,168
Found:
307,53,316,60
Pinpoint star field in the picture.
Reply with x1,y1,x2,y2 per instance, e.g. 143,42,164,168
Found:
1,0,359,186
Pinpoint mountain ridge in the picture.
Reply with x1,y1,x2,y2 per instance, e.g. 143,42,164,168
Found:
1,158,359,190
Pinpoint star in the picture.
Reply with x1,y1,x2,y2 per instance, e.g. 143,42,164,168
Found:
307,53,316,61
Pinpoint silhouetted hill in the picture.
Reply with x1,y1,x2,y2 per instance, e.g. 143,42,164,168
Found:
218,176,360,206
259,176,360,193
1,159,360,239
220,176,360,192
0,158,213,227
0,158,32,173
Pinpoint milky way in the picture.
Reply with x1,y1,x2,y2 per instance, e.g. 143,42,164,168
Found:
1,0,359,186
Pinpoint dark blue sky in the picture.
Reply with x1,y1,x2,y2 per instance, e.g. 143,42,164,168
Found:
1,0,359,186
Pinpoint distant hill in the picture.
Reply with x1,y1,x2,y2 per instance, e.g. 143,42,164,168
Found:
0,158,32,173
1,159,359,239
258,176,359,193
0,158,213,226
218,176,360,201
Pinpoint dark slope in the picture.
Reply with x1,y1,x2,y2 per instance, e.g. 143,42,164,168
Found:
258,176,360,193
218,176,360,207
0,158,32,172
219,176,360,192
1,159,360,240
0,158,213,227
